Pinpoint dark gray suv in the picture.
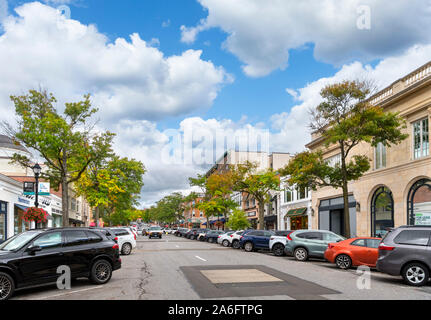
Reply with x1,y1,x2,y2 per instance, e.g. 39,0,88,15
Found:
376,226,431,286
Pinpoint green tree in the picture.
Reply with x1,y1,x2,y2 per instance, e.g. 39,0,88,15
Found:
154,192,186,225
281,80,408,237
4,90,114,226
226,208,250,231
230,161,280,230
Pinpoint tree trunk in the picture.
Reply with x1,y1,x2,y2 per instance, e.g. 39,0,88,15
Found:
95,206,100,227
61,179,69,227
258,199,265,230
340,142,351,238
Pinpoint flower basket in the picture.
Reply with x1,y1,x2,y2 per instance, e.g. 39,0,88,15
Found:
23,207,48,224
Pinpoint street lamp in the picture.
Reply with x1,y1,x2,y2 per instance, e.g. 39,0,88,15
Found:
32,163,41,229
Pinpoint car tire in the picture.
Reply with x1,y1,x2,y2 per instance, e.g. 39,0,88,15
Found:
402,262,429,287
222,240,230,247
335,254,352,270
244,242,254,252
90,260,113,285
272,243,285,257
232,240,240,249
0,272,15,301
121,243,132,255
294,247,308,261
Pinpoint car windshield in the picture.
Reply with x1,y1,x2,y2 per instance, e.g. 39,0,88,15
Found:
0,231,41,251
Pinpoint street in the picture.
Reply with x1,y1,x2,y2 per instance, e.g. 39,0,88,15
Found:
11,234,431,300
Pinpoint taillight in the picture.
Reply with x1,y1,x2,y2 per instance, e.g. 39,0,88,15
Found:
112,243,119,250
328,244,334,249
114,236,118,242
287,232,293,241
240,236,243,240
230,234,233,237
379,243,395,251
218,235,221,238
270,237,274,240
134,234,136,240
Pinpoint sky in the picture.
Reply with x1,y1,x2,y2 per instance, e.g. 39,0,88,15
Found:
0,0,431,207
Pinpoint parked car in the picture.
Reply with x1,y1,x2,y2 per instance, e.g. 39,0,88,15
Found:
240,230,275,252
89,227,117,242
376,226,431,286
204,230,226,243
218,231,235,246
284,230,345,261
324,237,381,269
109,227,137,255
230,230,246,249
163,228,173,234
141,228,149,236
269,230,292,256
148,226,163,239
185,228,198,239
126,226,138,239
178,228,190,237
197,229,211,241
0,228,121,300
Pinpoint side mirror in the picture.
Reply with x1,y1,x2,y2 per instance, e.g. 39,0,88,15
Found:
27,245,42,254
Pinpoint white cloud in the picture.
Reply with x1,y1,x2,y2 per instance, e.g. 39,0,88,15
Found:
0,2,231,124
181,0,431,77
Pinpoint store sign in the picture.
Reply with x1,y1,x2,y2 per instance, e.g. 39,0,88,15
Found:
23,182,35,195
38,182,50,196
414,212,431,225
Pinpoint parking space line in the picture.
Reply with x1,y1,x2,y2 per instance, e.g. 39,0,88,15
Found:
34,285,105,300
195,255,207,262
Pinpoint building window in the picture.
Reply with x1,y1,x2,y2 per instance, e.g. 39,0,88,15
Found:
284,187,293,203
375,142,387,169
0,201,7,243
326,153,342,167
371,187,394,238
413,118,429,159
297,186,308,200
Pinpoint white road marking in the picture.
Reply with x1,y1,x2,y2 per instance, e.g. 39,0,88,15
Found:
195,255,207,262
34,285,105,300
175,245,180,248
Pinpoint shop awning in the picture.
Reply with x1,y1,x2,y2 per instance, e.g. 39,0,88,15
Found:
15,204,29,211
286,207,307,217
202,222,207,225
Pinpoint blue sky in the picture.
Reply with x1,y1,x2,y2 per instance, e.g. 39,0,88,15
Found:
1,0,430,205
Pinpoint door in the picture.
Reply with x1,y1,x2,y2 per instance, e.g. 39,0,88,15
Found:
364,239,380,266
304,232,324,256
330,210,343,235
63,230,93,276
349,238,369,265
19,231,66,286
261,231,273,249
252,231,265,248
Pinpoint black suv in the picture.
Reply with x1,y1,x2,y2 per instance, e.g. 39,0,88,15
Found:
0,228,121,300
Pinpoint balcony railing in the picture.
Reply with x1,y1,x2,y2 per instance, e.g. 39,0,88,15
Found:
370,61,431,106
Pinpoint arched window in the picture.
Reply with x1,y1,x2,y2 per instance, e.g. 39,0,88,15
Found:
371,187,394,238
407,179,431,225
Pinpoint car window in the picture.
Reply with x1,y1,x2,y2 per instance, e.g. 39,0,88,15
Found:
297,232,322,240
394,230,431,246
249,231,264,237
323,233,344,242
366,239,381,249
112,229,130,236
64,230,89,246
263,231,274,237
86,231,103,243
351,239,366,247
33,232,62,249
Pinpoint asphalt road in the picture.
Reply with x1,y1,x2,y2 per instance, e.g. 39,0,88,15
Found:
12,234,431,300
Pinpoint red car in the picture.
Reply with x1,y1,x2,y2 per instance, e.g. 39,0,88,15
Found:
324,237,381,269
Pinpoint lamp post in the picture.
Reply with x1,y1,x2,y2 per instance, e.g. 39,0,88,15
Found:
32,163,41,229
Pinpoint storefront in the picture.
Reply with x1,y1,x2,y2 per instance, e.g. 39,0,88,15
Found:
284,207,309,230
264,215,277,230
407,179,431,225
318,195,357,237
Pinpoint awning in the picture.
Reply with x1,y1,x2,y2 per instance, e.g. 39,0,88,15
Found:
264,215,277,222
15,204,28,211
202,222,207,225
286,207,307,217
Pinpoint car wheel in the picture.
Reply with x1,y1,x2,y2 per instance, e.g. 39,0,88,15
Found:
232,240,240,249
222,240,230,247
294,247,308,261
0,272,15,301
272,243,285,257
244,242,254,252
90,260,113,285
402,262,429,287
335,254,352,270
121,243,132,255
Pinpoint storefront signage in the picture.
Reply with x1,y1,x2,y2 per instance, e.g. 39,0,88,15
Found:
38,182,50,196
414,212,431,225
23,182,35,195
